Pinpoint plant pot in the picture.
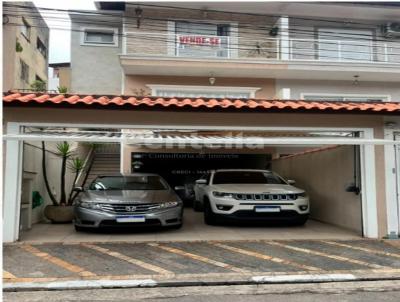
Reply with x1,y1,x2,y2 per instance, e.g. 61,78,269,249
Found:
44,205,74,223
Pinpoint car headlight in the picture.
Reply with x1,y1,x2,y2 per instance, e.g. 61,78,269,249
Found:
78,201,101,210
160,201,179,208
297,192,308,198
213,191,234,198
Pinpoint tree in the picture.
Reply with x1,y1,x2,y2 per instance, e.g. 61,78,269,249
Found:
58,86,68,93
55,142,74,205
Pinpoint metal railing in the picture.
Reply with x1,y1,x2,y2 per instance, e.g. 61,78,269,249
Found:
123,32,400,64
289,38,400,63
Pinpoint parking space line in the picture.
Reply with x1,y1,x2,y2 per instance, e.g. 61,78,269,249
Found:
322,240,400,259
82,243,173,275
20,245,96,277
213,242,321,271
149,243,249,273
3,271,16,279
267,241,389,269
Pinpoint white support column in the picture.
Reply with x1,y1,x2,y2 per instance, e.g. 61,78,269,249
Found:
384,128,400,238
360,129,379,238
3,123,23,242
278,16,289,60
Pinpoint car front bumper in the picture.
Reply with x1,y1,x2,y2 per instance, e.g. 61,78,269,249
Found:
74,206,183,228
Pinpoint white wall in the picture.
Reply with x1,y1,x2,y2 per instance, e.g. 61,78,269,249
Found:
22,142,91,224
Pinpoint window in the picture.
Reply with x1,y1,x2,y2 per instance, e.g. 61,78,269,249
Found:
20,18,31,40
20,60,29,82
36,38,47,58
302,94,389,102
318,28,373,62
81,27,118,46
148,85,260,98
175,22,230,58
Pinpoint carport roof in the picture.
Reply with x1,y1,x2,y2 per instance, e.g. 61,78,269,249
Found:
3,92,400,113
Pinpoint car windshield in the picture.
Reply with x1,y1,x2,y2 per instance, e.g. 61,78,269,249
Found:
89,176,167,190
212,171,286,185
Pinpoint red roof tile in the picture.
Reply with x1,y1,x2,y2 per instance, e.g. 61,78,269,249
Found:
3,92,400,113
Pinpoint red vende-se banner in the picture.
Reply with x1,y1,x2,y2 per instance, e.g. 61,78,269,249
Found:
178,35,221,46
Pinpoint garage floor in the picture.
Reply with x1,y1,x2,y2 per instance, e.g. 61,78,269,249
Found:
19,209,360,243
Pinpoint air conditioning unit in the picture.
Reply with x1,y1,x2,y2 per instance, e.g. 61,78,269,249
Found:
382,22,400,38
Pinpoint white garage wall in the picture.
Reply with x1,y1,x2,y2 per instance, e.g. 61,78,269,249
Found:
22,142,91,224
276,79,400,101
271,146,362,233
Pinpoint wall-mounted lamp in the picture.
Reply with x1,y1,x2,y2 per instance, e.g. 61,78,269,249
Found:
135,7,143,28
352,75,360,86
209,73,216,85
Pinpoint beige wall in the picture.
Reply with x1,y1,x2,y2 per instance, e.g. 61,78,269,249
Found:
272,146,362,233
3,3,49,91
58,67,71,90
124,75,276,98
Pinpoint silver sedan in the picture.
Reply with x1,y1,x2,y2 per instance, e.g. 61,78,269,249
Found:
73,174,183,231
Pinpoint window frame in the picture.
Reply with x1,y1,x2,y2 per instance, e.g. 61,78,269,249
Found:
20,17,31,41
20,60,29,83
147,84,261,99
36,37,47,58
300,93,391,102
80,26,119,47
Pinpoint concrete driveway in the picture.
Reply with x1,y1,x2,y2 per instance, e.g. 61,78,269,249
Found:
4,239,400,291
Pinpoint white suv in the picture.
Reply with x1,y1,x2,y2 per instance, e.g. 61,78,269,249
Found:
194,169,309,225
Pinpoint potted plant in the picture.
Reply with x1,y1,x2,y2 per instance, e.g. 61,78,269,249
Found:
42,141,88,223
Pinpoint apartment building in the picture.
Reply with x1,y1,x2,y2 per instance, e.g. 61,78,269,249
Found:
3,2,400,242
3,2,49,91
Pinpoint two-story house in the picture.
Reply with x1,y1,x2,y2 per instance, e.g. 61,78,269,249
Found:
3,1,49,91
3,2,400,242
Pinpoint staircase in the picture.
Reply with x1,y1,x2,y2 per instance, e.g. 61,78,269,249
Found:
85,145,121,186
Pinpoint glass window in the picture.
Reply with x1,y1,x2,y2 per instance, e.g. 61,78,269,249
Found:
302,95,388,102
20,60,29,82
89,176,168,190
36,38,47,58
175,22,230,58
84,30,115,45
20,18,31,40
212,171,286,185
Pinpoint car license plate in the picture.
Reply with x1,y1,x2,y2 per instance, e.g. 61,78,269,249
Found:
116,215,145,223
255,206,281,213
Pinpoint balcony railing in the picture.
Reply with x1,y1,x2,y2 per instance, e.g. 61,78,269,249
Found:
123,32,400,64
290,38,400,63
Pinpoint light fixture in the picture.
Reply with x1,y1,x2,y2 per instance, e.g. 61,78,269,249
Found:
209,73,216,85
352,75,360,85
135,7,143,28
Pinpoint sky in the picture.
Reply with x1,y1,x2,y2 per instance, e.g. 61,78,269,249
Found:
33,0,97,63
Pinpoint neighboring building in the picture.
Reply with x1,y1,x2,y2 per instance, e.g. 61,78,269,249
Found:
2,2,400,242
48,63,71,92
3,2,49,91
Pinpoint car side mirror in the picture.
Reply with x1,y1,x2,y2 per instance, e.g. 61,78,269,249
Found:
174,186,185,191
195,179,207,185
287,180,296,185
73,186,84,193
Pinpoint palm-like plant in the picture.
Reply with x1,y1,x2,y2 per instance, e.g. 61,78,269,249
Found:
56,142,74,205
67,157,84,205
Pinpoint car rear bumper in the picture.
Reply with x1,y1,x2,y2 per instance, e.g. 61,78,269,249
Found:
74,206,183,228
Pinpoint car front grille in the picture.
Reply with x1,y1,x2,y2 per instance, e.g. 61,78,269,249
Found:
99,203,161,214
233,193,298,201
